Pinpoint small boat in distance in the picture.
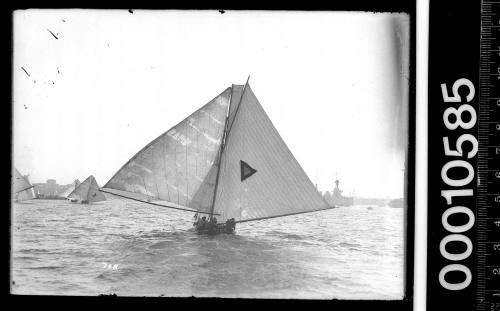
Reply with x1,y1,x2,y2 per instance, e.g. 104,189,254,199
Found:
68,175,106,204
330,178,354,207
12,168,35,202
323,178,353,207
101,78,333,234
56,179,81,201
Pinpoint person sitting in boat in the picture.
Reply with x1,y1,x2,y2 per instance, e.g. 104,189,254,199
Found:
200,216,208,229
198,216,208,230
193,213,199,227
225,218,236,232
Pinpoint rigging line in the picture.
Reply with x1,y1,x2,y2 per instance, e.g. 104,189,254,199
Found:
225,76,250,140
235,206,334,224
208,87,235,217
210,78,250,217
99,188,220,215
218,92,232,201
240,83,249,211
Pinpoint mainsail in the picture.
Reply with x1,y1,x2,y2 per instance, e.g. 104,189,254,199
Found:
101,88,232,213
68,175,106,203
102,81,331,222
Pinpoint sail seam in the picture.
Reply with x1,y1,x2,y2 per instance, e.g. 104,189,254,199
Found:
151,147,161,199
163,142,172,202
102,87,232,190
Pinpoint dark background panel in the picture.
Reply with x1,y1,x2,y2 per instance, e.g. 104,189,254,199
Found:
428,1,481,311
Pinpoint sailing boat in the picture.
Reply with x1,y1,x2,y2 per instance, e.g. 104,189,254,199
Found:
67,175,106,204
58,179,81,201
101,78,332,234
12,168,35,202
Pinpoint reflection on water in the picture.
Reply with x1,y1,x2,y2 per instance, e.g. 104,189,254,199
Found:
11,199,404,299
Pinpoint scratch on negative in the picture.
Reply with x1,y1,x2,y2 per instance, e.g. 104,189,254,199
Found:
47,29,59,40
21,67,30,77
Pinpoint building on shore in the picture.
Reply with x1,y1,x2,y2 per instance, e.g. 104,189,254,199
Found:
33,179,74,199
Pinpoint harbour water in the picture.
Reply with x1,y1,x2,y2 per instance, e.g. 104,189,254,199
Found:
11,199,404,299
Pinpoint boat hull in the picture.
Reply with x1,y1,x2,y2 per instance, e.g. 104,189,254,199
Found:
194,220,236,235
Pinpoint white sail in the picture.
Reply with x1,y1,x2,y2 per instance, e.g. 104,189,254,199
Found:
213,84,331,222
58,179,81,198
68,175,106,203
13,168,33,194
17,187,35,201
102,82,330,223
102,88,231,213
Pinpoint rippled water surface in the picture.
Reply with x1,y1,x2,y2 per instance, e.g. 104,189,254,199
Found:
11,198,404,299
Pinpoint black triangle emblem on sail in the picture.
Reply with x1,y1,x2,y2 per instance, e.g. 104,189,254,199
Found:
240,160,257,182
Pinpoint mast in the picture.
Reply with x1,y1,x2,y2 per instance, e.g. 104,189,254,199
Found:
209,76,250,218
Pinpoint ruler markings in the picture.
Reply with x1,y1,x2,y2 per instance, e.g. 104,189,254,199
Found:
477,1,500,309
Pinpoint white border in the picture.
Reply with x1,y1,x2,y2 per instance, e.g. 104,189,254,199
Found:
415,0,429,310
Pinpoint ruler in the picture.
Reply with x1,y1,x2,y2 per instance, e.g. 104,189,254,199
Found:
477,1,500,310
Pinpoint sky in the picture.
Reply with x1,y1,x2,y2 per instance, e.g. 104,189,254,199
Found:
13,10,409,199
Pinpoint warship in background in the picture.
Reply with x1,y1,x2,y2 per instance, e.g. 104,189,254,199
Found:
330,178,354,206
322,178,354,207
